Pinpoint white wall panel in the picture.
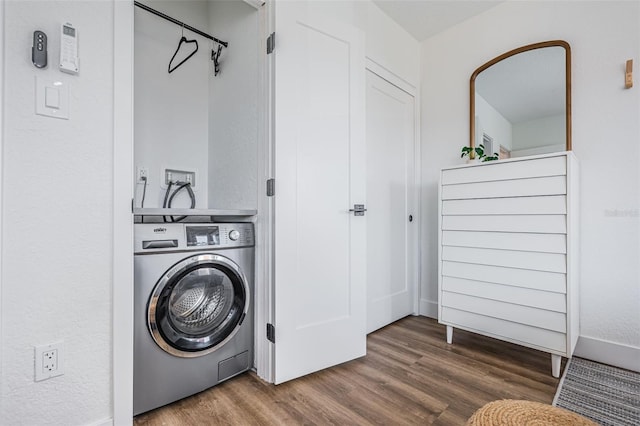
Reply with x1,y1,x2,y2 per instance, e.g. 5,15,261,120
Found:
2,1,114,423
208,0,259,210
134,0,210,208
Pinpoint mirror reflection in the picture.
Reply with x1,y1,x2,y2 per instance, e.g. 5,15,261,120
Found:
471,41,571,158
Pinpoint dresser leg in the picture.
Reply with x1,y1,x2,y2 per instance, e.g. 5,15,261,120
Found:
551,354,562,378
446,325,453,344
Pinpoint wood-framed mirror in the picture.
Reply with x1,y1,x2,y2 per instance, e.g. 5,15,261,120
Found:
470,40,571,159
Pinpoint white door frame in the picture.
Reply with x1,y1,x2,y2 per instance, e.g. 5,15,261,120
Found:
364,58,421,316
0,0,5,401
113,1,135,425
111,3,420,415
254,0,275,384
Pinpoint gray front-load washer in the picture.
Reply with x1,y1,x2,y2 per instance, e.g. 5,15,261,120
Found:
133,222,254,415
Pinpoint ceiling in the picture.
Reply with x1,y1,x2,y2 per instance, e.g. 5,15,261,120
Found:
373,1,564,126
372,0,503,41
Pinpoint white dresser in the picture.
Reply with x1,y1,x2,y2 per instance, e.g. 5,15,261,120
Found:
438,152,579,377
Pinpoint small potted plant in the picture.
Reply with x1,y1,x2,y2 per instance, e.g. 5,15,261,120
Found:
461,144,499,163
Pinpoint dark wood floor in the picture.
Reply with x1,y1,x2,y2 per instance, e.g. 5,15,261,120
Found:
134,316,562,425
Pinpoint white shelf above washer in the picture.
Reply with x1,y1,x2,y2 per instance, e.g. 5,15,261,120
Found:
133,208,257,220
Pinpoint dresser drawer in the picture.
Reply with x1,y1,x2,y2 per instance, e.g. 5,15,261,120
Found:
441,261,567,293
441,292,566,332
442,214,567,233
442,195,567,216
441,175,566,200
441,307,567,354
441,155,566,185
442,231,566,253
442,246,567,273
442,276,567,312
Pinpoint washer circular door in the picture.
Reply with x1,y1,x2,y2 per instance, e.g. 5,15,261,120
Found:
148,253,249,358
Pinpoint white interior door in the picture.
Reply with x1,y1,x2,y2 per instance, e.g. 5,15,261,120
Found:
273,2,366,384
366,70,416,334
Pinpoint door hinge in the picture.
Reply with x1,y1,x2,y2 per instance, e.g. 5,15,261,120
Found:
131,198,134,213
266,32,275,54
266,323,275,343
266,178,275,197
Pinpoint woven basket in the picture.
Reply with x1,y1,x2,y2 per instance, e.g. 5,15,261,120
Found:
467,399,598,425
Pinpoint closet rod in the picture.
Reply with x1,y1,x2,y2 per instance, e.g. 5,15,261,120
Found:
134,1,228,48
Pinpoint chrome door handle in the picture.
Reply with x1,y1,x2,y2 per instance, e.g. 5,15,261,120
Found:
349,204,367,216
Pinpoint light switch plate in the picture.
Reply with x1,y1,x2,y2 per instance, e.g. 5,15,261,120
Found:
36,77,69,119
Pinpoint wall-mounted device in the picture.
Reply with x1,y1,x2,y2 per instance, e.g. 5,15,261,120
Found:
59,23,79,75
32,30,48,68
164,168,196,188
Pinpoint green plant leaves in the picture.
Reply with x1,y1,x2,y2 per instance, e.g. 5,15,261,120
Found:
461,145,499,161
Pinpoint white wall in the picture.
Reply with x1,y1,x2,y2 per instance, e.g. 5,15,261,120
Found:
208,1,259,210
134,0,210,209
362,1,420,89
475,93,512,153
511,114,565,156
0,0,5,420
421,1,640,365
1,1,113,424
281,1,420,89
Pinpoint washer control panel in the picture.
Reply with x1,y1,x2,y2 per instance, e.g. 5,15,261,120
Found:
134,222,254,254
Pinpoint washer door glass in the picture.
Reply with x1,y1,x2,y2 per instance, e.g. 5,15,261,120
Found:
149,254,248,357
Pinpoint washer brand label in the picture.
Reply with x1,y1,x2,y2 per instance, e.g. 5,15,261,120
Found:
153,227,167,233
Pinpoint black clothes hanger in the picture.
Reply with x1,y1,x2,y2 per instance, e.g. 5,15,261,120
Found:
168,25,199,74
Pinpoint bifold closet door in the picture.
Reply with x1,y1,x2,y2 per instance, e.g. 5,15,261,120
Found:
273,2,367,384
365,70,416,334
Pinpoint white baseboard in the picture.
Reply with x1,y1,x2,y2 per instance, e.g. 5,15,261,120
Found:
86,417,113,426
419,299,437,319
574,335,640,372
413,305,639,373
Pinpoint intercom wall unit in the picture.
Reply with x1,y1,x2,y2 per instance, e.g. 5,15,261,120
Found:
59,23,79,75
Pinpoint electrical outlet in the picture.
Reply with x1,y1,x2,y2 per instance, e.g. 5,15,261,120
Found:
137,167,149,183
43,349,57,372
35,341,64,382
